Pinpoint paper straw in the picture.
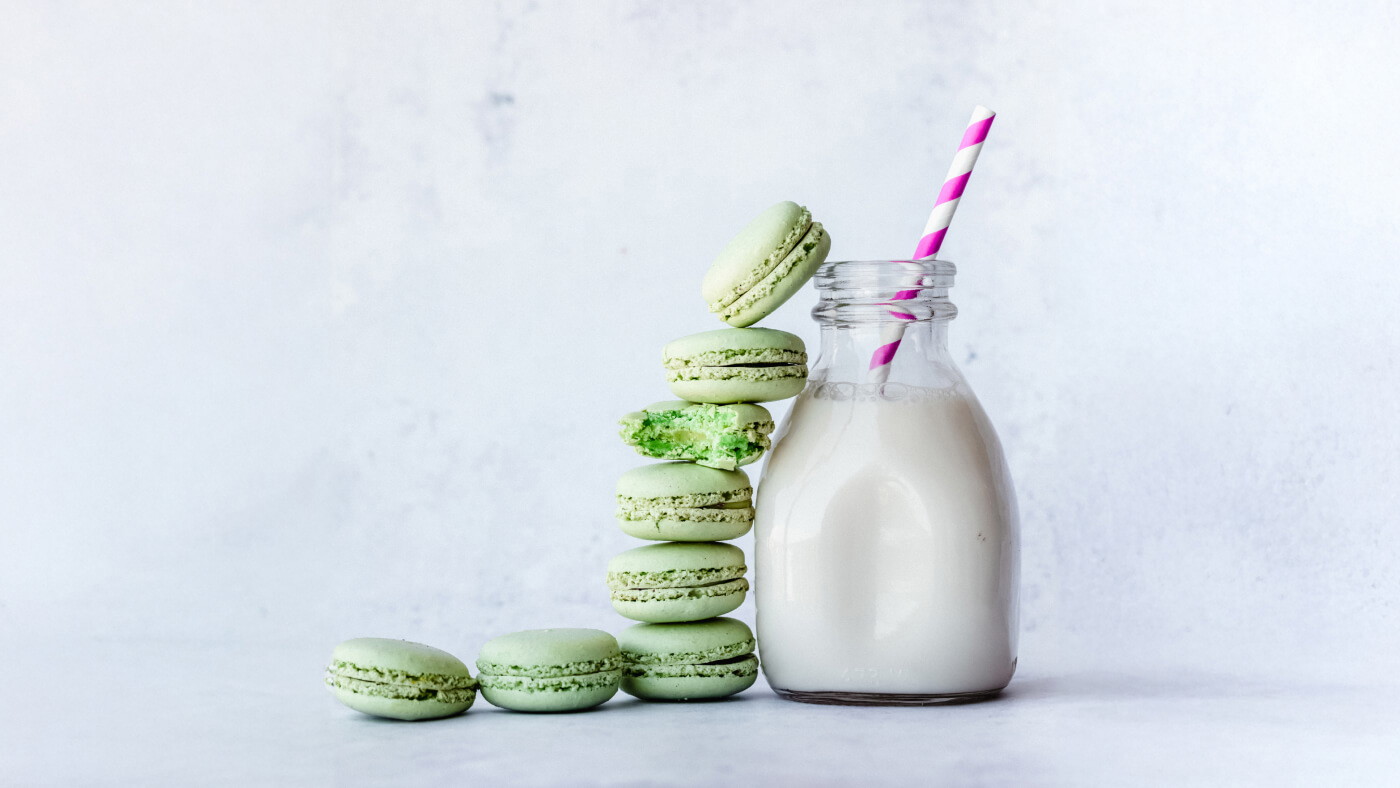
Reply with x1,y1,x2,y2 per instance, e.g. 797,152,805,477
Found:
868,105,995,383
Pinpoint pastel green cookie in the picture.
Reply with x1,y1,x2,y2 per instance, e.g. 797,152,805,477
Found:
702,201,831,327
663,327,808,404
619,401,774,470
325,638,477,720
619,617,759,701
607,542,748,623
616,462,753,542
475,628,622,713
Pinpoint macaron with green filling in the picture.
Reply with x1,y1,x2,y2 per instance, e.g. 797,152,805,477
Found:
607,542,748,623
663,327,808,404
475,628,623,713
618,617,759,701
619,401,774,470
324,638,478,720
616,462,753,542
702,200,831,327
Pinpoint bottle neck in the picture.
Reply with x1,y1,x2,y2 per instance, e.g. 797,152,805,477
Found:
810,320,961,388
808,258,964,390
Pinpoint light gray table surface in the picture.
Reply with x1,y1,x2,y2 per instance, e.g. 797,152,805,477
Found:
8,639,1396,786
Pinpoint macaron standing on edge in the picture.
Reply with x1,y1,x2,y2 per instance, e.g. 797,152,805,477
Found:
325,638,478,721
475,628,623,713
663,327,808,404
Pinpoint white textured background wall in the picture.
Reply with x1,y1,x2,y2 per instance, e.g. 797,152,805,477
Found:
4,0,1398,693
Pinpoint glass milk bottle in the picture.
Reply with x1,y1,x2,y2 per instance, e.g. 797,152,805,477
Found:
755,258,1019,705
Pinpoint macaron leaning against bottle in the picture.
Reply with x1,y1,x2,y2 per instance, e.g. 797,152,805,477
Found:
702,200,831,328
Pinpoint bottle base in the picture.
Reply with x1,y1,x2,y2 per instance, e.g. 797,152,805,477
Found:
771,687,1004,707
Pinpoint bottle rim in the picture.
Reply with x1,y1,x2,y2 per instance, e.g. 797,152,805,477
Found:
811,258,957,325
815,258,957,284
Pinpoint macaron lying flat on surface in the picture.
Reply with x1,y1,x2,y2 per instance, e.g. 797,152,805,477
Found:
619,401,774,470
618,617,759,701
616,462,754,542
325,638,477,720
475,628,623,713
702,201,832,327
663,327,808,404
608,542,749,623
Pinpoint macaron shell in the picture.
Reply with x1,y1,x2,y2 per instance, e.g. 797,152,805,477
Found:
617,617,756,663
331,638,475,682
330,686,475,721
477,675,620,713
662,327,807,364
610,580,748,623
616,462,752,501
475,628,621,676
607,540,747,579
617,513,753,542
720,222,830,327
622,655,760,701
668,374,806,405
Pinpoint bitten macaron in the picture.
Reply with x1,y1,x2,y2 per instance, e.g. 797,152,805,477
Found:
475,628,623,713
616,462,753,542
702,200,831,327
619,401,774,470
607,542,748,623
325,638,477,720
663,327,808,404
618,617,759,701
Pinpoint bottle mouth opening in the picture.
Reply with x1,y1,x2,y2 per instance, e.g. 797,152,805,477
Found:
812,259,957,325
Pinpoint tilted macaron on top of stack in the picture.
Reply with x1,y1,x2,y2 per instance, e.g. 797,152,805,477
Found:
701,201,831,328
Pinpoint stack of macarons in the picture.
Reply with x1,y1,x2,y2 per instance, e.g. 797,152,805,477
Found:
325,201,830,720
611,201,830,701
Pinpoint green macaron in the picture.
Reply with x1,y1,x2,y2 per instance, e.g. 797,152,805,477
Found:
619,401,774,470
616,462,754,542
475,628,623,713
607,542,748,623
324,638,478,721
702,201,831,327
618,617,760,701
663,327,808,404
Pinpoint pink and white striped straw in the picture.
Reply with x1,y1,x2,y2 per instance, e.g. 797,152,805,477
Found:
868,105,996,383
